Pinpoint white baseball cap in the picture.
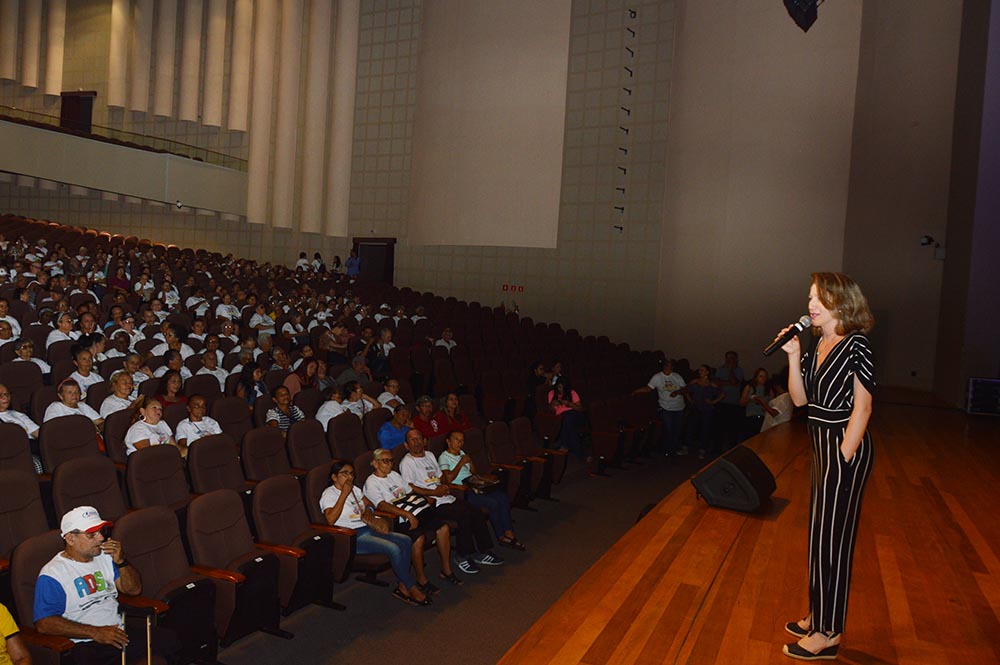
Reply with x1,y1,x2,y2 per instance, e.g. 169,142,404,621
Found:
60,506,113,537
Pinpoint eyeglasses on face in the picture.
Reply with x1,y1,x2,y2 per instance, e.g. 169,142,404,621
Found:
374,458,392,463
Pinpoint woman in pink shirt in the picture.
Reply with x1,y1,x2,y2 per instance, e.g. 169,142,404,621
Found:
548,378,585,458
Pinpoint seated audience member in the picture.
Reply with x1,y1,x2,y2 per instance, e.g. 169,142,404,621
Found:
0,297,22,337
44,379,104,429
110,313,143,350
34,506,178,664
152,350,192,382
347,325,376,362
149,326,195,359
215,293,240,321
0,383,40,440
434,328,457,353
187,318,208,343
439,430,524,550
0,600,30,665
281,312,309,350
315,359,336,392
219,319,239,346
321,461,431,606
186,289,210,318
249,303,276,336
377,405,412,450
46,312,79,349
0,320,15,347
79,333,108,363
99,370,139,419
740,368,772,442
236,362,268,406
340,380,380,418
433,392,472,435
154,370,188,409
202,334,225,366
315,385,345,431
319,324,350,366
269,347,292,372
196,351,228,391
681,364,723,459
123,353,152,398
125,399,182,457
760,373,794,432
549,378,586,458
283,359,318,399
377,379,404,413
337,355,373,386
266,386,305,436
410,306,427,323
363,448,460,587
68,348,104,400
400,429,502,571
370,328,395,377
411,395,443,439
174,395,223,449
289,344,313,371
228,349,254,378
12,339,51,376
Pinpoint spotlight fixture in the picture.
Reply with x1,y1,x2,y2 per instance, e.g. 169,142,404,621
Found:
784,0,822,32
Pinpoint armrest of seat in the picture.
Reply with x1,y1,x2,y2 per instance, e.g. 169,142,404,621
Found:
118,594,170,615
447,483,468,499
290,467,308,476
523,456,548,464
20,627,75,653
310,524,357,537
38,472,53,482
543,449,569,457
256,542,307,559
492,462,524,471
191,565,246,584
0,557,8,573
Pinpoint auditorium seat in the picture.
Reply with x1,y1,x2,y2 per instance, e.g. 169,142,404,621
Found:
51,456,127,523
0,424,35,475
286,420,332,470
252,474,344,614
38,415,102,474
241,427,305,482
327,412,368,462
126,445,194,512
113,505,220,663
186,489,291,646
212,396,253,444
362,407,392,450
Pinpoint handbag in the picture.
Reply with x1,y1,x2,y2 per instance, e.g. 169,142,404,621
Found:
464,473,501,494
368,515,391,534
393,493,431,523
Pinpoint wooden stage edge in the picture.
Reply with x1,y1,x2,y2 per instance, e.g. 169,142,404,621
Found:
500,403,1000,665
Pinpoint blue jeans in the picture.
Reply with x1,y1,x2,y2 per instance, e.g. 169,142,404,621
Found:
467,490,513,538
658,408,684,454
356,526,416,588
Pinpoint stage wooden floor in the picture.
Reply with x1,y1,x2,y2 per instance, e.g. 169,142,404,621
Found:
500,403,1000,664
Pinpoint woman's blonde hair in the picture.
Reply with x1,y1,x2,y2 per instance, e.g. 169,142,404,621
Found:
811,272,874,335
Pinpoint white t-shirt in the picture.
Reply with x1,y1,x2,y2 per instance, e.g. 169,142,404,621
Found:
46,329,79,349
376,392,401,413
216,303,240,320
124,419,173,456
69,372,104,399
399,453,455,506
761,393,795,432
435,339,457,352
150,343,195,359
44,401,102,424
153,366,192,381
99,395,133,419
248,313,275,335
0,408,39,438
318,485,368,529
196,366,229,391
175,417,222,446
34,551,120,642
648,371,687,412
0,315,20,337
315,400,346,431
363,471,410,510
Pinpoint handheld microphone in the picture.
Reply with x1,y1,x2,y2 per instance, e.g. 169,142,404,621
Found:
763,315,812,356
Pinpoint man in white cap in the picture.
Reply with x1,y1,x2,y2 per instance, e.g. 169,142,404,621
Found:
33,506,144,664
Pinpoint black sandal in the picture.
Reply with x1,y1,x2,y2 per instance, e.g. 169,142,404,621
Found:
499,536,526,551
391,588,419,606
439,571,464,586
785,619,810,638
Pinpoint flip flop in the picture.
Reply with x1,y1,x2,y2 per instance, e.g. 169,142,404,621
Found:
499,537,526,551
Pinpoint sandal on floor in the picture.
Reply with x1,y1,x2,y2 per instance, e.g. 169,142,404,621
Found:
782,641,839,661
419,581,441,596
499,536,526,551
785,620,810,638
439,571,464,586
391,588,420,606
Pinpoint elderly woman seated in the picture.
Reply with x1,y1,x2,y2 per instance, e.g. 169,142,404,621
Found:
44,379,104,430
124,398,184,458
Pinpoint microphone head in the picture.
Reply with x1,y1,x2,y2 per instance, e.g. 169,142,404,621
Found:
798,315,812,328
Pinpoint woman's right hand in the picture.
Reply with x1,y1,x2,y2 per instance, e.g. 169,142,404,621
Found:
406,513,419,530
777,326,801,356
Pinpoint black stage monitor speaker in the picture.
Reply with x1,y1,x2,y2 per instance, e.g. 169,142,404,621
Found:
691,445,776,513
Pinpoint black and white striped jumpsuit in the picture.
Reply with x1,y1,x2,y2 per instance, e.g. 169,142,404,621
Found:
801,331,875,634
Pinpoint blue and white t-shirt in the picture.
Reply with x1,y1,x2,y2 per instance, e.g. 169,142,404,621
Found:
34,551,120,642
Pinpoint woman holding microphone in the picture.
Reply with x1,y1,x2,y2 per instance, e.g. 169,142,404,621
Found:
778,272,875,661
